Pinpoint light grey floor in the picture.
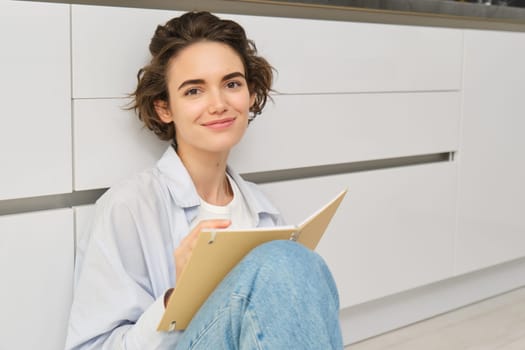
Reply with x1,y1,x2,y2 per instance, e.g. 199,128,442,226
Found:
345,286,525,350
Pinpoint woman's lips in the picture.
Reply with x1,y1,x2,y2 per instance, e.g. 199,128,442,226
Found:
201,117,236,129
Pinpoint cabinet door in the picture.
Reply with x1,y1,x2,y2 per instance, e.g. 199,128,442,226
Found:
456,30,525,274
0,1,71,200
73,99,168,190
231,92,460,173
73,91,459,190
259,162,457,308
228,14,462,93
0,209,74,350
72,5,462,98
72,5,179,98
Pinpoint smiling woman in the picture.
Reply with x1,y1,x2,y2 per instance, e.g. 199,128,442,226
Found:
64,11,343,350
130,12,273,144
154,41,254,160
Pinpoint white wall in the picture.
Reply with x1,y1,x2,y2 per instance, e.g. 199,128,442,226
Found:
1,2,524,348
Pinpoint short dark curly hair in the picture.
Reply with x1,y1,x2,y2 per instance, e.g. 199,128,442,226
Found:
129,11,274,142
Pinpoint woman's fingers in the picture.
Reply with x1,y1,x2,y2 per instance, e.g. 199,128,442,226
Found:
193,219,232,237
174,219,231,284
187,219,231,245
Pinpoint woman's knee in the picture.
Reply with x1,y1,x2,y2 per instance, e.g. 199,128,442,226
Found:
249,241,337,292
249,240,320,268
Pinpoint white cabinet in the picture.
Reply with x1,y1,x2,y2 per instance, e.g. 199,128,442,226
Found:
259,161,457,308
0,1,71,200
456,30,525,275
230,15,463,93
72,91,459,189
72,5,462,98
72,5,180,98
231,92,460,173
2,1,524,346
73,99,168,190
0,209,74,350
72,160,457,310
71,4,462,191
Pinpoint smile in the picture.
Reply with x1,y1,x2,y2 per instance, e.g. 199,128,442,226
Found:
201,117,236,129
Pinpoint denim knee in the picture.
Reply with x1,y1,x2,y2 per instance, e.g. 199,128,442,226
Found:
179,241,343,350
247,240,339,302
251,239,322,265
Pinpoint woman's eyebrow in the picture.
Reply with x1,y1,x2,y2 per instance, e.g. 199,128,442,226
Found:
178,79,205,91
222,72,246,81
177,72,246,90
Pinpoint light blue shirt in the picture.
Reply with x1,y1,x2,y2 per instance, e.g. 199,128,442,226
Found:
65,146,283,350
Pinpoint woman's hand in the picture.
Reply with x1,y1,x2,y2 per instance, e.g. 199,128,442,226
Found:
174,220,231,285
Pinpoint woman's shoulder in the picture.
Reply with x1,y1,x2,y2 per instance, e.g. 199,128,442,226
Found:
85,167,174,247
95,167,168,213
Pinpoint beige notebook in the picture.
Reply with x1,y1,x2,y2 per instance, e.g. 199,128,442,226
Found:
157,189,347,331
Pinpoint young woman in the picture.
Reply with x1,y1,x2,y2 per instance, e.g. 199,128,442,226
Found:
65,11,343,350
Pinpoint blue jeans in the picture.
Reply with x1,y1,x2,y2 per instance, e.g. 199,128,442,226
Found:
174,240,343,349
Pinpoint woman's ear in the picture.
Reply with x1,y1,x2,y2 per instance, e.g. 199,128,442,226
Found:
249,93,256,109
154,100,173,123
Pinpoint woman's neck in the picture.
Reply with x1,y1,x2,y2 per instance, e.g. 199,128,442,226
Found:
177,146,232,206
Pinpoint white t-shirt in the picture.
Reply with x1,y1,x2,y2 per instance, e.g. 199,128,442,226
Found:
190,174,256,229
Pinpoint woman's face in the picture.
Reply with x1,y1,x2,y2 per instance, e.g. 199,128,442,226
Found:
156,41,255,157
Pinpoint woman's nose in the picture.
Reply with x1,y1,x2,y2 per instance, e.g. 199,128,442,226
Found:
208,90,227,114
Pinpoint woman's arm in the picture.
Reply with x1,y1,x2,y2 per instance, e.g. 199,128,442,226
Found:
65,200,180,350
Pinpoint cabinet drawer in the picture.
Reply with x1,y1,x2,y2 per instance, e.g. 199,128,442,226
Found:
231,92,460,173
259,161,457,307
73,99,168,190
72,5,462,98
233,14,462,94
73,92,459,190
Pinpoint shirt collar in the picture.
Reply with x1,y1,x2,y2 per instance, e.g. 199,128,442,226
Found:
156,146,200,209
156,146,281,224
226,165,281,226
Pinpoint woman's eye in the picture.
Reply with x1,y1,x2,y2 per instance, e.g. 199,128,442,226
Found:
226,81,242,89
184,88,200,96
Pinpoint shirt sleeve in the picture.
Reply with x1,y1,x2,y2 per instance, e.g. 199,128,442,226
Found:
65,198,181,350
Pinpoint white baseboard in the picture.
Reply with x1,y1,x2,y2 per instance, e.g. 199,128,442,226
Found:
340,257,525,345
